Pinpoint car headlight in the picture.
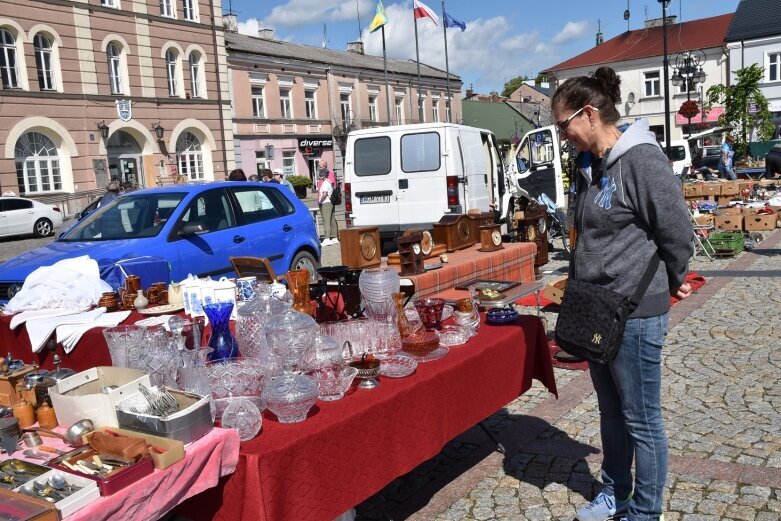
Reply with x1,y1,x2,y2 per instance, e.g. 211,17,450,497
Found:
7,283,22,300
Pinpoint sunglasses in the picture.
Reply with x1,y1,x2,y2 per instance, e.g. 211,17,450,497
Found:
555,106,599,133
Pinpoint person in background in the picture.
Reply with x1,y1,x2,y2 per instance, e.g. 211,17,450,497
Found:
248,174,260,181
261,169,273,182
273,168,295,192
318,159,336,187
228,168,247,181
317,169,338,246
121,180,136,193
98,181,121,207
691,147,717,180
552,66,693,521
719,135,736,180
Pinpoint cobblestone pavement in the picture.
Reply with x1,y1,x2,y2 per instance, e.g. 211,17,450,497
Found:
353,229,781,521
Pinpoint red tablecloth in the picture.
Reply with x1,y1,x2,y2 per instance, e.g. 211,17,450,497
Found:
174,315,557,521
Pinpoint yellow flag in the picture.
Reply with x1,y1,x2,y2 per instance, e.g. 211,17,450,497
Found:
369,0,389,33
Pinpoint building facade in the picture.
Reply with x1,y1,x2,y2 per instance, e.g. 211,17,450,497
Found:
541,14,733,142
0,0,234,214
225,28,462,185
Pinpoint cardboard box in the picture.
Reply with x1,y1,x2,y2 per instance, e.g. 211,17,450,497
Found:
717,195,735,206
702,183,721,196
693,214,715,226
88,426,185,470
50,367,151,428
683,183,704,197
739,181,754,192
714,214,743,231
718,206,742,215
13,469,100,518
741,207,758,215
744,213,777,231
541,276,568,305
721,181,739,195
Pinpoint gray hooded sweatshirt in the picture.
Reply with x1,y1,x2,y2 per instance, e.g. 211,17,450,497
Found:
571,118,694,318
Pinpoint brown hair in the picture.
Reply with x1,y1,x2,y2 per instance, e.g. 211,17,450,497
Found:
552,66,622,125
228,168,247,181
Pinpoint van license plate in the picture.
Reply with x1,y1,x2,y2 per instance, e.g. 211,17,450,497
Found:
360,195,390,204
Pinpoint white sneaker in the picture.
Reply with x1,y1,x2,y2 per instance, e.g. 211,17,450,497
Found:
331,238,340,244
321,238,332,246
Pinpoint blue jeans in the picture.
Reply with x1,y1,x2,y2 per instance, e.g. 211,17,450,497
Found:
719,163,737,180
588,313,670,521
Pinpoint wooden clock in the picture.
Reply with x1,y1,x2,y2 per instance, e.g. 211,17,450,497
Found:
467,211,496,240
397,230,425,275
339,226,381,269
478,224,504,252
432,214,476,252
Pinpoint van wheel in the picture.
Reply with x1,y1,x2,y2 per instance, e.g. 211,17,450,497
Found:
34,218,53,238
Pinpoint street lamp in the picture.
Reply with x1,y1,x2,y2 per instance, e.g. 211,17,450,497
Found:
671,49,707,138
658,0,671,158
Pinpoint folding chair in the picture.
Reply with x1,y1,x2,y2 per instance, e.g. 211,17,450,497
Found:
689,210,715,261
229,256,278,283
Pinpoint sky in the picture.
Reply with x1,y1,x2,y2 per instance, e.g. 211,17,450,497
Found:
229,0,740,94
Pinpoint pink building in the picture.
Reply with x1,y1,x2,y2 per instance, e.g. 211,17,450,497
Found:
225,28,462,185
0,0,234,213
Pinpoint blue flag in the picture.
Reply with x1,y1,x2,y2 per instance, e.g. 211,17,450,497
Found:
443,11,466,32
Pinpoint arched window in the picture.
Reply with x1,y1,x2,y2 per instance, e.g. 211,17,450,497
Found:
14,132,62,194
0,28,19,89
177,132,203,180
166,49,178,96
33,34,55,91
107,43,122,94
189,51,200,98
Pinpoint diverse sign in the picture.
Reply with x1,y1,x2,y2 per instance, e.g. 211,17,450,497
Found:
298,136,333,155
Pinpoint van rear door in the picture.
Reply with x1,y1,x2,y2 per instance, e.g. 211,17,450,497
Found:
348,134,399,230
457,129,491,212
397,128,449,226
513,126,564,206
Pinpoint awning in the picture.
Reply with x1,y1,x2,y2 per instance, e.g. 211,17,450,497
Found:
675,106,724,125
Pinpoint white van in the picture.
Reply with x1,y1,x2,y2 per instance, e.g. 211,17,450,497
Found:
661,140,691,177
343,123,509,242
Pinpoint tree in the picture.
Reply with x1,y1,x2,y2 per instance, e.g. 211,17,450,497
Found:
706,64,775,157
501,75,529,98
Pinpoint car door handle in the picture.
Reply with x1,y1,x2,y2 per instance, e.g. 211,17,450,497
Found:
233,235,246,244
283,224,292,232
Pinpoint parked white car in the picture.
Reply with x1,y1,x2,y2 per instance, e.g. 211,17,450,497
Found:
0,196,63,238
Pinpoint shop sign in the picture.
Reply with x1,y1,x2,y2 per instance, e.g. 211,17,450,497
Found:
675,106,724,125
768,99,781,112
116,99,132,122
298,136,333,155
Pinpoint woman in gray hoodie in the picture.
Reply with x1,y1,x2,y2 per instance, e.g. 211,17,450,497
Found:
552,67,693,521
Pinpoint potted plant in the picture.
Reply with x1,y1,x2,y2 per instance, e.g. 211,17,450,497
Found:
287,175,311,199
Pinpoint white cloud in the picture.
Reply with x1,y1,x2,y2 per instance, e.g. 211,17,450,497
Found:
261,0,375,28
238,18,263,37
552,20,589,45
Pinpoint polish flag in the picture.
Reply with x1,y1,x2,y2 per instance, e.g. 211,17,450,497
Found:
413,0,439,25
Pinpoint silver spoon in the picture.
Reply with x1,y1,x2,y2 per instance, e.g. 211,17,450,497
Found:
48,474,68,490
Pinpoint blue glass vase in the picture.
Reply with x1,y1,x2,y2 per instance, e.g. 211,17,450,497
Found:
204,302,239,361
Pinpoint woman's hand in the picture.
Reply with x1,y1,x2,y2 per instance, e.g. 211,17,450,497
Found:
675,282,692,299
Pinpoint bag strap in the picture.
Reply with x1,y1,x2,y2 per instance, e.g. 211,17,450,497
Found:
629,254,660,309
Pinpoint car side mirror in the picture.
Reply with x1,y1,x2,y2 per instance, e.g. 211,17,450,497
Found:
179,222,207,236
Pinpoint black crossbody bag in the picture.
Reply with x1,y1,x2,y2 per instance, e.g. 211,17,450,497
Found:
554,254,660,364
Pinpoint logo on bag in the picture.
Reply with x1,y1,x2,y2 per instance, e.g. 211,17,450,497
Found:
591,333,602,345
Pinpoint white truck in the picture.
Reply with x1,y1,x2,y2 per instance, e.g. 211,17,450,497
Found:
342,122,565,246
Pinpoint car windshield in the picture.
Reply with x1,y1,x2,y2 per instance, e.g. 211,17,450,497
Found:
60,192,186,241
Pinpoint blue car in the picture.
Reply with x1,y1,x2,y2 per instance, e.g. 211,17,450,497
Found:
0,182,321,301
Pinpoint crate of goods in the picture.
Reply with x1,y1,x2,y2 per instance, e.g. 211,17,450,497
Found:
717,195,736,206
693,214,714,226
744,213,777,231
714,214,743,231
709,232,744,255
683,183,704,197
719,206,742,215
721,181,739,195
702,183,721,196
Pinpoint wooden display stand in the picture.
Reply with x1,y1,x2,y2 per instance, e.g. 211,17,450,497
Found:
397,231,425,275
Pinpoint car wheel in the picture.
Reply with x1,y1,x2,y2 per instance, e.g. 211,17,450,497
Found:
290,250,319,280
34,218,53,238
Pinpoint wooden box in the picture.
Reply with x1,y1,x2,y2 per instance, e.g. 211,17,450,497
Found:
432,214,476,252
683,183,704,197
0,488,58,521
702,183,721,196
466,211,495,241
714,214,743,231
339,227,381,269
0,365,37,407
743,213,777,231
721,182,739,195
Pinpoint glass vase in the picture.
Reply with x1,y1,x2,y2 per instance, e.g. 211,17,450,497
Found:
204,302,239,361
287,269,313,316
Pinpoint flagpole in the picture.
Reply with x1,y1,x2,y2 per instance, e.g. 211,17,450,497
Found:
382,24,392,125
413,6,423,122
442,1,452,122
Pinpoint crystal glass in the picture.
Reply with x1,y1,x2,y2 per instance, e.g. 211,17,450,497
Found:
265,310,317,373
222,397,262,441
309,364,358,401
300,335,343,371
358,267,400,302
102,325,145,368
141,335,181,388
207,357,265,420
262,374,319,423
437,325,471,347
204,302,239,361
414,297,446,331
236,292,290,359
